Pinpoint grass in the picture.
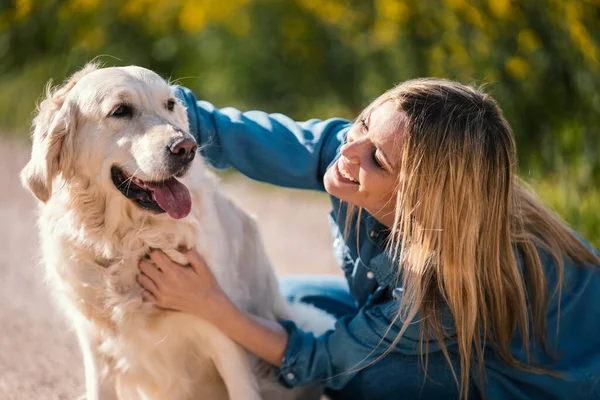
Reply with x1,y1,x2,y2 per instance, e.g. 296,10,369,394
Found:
531,176,600,249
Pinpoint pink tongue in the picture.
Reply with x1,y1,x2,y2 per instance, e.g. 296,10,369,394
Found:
147,178,192,219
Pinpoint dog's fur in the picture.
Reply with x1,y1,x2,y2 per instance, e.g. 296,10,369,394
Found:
21,64,335,400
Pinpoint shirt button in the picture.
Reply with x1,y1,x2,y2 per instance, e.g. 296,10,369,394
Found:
369,230,377,239
333,238,341,247
286,372,296,381
366,271,375,279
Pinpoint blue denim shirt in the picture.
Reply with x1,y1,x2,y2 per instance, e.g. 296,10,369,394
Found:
174,86,600,399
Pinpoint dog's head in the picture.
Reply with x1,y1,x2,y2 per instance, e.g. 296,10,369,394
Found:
21,64,197,219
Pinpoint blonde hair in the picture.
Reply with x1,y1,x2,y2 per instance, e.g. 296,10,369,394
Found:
348,78,600,399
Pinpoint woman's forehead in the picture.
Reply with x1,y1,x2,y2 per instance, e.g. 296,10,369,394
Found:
370,100,402,122
370,101,405,165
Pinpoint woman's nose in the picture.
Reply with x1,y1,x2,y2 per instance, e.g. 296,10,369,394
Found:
340,141,360,165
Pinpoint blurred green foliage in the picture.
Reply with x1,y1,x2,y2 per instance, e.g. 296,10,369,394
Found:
0,0,598,246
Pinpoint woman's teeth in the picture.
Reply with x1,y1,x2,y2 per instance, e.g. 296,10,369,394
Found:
339,164,358,183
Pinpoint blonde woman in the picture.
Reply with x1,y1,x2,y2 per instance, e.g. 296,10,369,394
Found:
137,79,600,399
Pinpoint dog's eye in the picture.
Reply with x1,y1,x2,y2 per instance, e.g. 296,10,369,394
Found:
166,99,176,112
111,105,133,118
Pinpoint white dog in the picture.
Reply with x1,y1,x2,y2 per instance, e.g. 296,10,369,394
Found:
21,64,335,400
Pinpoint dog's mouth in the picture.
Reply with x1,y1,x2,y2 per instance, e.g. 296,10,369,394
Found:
110,166,192,219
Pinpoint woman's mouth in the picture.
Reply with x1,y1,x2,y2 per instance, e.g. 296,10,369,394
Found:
336,159,359,184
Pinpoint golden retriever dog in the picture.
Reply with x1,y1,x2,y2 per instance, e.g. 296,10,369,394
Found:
20,64,335,400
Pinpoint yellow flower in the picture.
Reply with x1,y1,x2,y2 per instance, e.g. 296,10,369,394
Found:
297,0,355,27
375,0,409,24
563,2,599,68
179,0,208,32
505,56,529,80
372,20,398,46
14,0,33,21
464,5,484,28
518,29,539,53
488,0,510,18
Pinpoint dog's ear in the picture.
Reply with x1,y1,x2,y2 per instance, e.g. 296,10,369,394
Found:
20,63,98,202
20,101,78,202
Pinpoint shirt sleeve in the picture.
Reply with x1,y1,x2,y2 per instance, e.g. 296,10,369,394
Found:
275,299,458,390
172,86,351,191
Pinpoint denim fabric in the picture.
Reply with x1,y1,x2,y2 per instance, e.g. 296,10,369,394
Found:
174,86,600,399
279,276,470,400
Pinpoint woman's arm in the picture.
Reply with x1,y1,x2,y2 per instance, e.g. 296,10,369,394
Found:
209,298,289,367
138,249,458,390
173,86,351,191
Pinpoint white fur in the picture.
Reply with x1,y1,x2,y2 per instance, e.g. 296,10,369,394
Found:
21,64,335,400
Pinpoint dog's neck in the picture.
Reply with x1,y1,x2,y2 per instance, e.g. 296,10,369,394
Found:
48,174,204,262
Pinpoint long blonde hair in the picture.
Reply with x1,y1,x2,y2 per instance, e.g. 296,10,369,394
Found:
351,79,599,398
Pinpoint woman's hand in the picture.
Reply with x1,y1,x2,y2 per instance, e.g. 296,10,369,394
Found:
138,248,289,367
138,249,226,321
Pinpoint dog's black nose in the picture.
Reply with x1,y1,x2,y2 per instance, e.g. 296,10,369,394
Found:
168,138,197,162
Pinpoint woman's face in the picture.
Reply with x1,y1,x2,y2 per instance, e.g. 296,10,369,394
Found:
324,101,404,226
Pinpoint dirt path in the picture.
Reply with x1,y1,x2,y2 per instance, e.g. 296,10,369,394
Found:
0,137,339,399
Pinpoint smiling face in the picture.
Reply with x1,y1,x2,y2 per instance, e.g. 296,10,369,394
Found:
323,101,405,225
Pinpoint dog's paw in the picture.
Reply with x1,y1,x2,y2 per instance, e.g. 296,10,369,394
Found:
161,248,189,265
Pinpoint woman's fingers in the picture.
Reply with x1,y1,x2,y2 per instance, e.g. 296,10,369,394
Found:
148,249,170,266
184,248,208,273
138,272,160,294
141,289,156,303
139,259,162,282
149,249,179,274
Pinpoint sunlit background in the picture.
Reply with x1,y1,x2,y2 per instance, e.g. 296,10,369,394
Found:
1,0,599,245
0,1,599,398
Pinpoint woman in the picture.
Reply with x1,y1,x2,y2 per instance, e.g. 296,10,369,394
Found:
137,79,600,399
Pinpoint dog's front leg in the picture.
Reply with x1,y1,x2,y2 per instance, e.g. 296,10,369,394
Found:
74,321,117,400
203,324,262,400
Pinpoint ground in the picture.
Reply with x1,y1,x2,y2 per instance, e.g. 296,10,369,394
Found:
0,137,340,399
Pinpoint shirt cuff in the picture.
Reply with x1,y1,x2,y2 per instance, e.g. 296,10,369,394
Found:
274,320,310,388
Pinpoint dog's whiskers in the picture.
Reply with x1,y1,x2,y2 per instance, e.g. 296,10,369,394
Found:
122,168,141,196
116,166,140,193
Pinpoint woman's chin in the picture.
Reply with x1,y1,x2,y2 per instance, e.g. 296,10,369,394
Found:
323,173,335,195
324,168,362,205
324,181,350,204
323,172,343,198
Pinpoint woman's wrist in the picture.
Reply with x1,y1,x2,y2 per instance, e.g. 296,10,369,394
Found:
196,289,239,326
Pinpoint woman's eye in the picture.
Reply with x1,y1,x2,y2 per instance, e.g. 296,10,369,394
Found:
166,99,175,112
110,105,133,118
361,119,369,131
371,150,384,170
